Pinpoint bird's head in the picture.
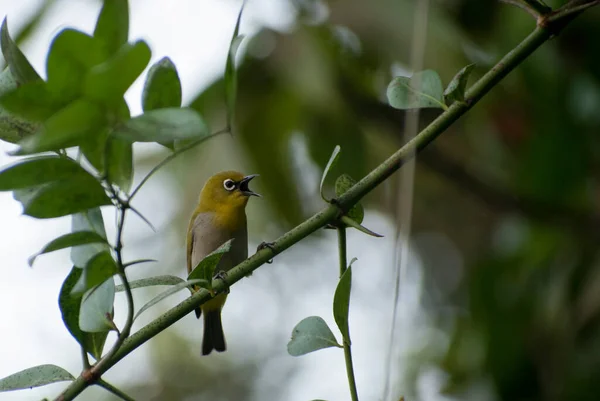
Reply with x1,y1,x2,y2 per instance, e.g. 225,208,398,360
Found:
198,171,260,212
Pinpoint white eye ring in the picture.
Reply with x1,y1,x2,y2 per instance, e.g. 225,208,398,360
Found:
223,179,236,191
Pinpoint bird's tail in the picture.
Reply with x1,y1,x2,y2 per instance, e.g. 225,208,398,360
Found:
202,310,226,355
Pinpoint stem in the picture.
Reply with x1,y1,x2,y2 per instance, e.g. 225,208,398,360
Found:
96,379,136,401
128,128,229,201
337,227,359,401
52,8,598,400
500,0,552,18
91,203,134,376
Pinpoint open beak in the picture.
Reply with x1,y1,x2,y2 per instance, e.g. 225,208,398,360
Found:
239,174,261,197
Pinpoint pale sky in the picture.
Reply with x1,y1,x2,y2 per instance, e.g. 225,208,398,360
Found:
0,1,452,401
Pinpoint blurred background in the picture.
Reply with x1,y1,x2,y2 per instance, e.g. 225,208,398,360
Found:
1,0,600,400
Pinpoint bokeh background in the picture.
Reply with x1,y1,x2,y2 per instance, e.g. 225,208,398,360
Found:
1,0,600,400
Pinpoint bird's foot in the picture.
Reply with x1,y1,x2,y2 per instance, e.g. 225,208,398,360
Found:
213,271,230,294
257,241,276,264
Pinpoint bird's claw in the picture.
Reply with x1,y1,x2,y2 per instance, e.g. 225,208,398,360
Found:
213,271,230,294
257,241,276,264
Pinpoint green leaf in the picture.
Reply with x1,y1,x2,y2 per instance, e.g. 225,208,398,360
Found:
79,277,115,333
0,68,39,144
46,29,108,101
0,156,83,191
443,63,475,105
0,18,41,84
84,40,151,104
72,251,118,295
225,1,245,130
387,70,447,110
320,145,341,201
12,173,111,219
29,231,107,267
334,174,363,224
112,108,208,143
59,267,109,359
187,239,233,288
287,316,342,356
0,80,65,122
115,274,184,292
15,98,105,154
333,258,357,342
94,0,129,56
71,208,109,268
0,364,73,392
142,57,182,112
106,136,133,192
133,279,207,321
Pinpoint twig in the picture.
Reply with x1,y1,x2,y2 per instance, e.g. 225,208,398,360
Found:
128,128,229,201
500,0,552,19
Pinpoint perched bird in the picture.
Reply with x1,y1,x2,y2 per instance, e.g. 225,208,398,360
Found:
186,171,260,355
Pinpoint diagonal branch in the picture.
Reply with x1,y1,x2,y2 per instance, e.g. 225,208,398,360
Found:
53,5,600,400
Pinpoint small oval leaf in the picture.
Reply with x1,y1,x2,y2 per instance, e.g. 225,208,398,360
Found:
0,364,73,392
188,239,233,285
79,277,116,333
387,70,447,110
444,63,475,105
333,259,357,342
71,251,118,295
59,267,109,360
287,316,342,356
320,145,341,202
142,57,182,112
334,174,364,224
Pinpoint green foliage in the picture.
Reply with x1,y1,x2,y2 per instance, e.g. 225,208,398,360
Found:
187,239,233,290
287,316,342,356
387,70,447,110
443,64,475,105
133,279,207,321
59,267,109,360
0,156,81,190
28,231,107,267
79,277,116,333
333,258,357,342
0,364,73,392
0,18,41,84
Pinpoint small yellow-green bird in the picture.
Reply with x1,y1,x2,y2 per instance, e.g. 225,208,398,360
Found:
187,171,259,355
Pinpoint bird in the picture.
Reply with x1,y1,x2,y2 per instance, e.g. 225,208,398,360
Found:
186,171,260,355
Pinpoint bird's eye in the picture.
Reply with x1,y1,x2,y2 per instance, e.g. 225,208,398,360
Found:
223,179,236,191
